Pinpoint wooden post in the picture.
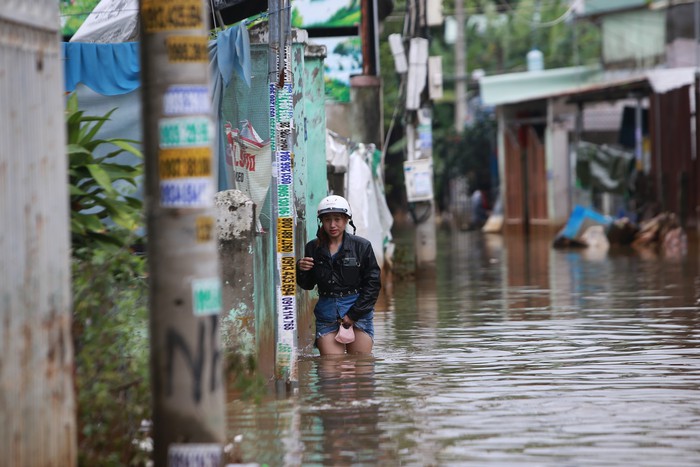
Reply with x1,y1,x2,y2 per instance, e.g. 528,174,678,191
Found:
140,0,225,464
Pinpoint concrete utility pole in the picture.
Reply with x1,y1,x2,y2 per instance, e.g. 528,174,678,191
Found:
140,0,225,464
404,0,439,268
454,0,467,132
1,1,77,464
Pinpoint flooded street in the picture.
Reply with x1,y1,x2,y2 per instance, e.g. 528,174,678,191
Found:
227,229,700,466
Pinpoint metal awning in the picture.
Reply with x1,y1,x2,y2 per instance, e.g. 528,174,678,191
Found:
479,66,699,107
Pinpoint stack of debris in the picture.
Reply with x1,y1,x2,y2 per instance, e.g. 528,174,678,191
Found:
553,206,688,257
631,212,688,258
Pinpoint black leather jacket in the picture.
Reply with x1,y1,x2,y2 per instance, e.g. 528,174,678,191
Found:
296,232,381,321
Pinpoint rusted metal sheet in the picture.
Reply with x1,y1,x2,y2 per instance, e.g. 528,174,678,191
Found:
0,2,77,465
503,126,548,230
649,86,696,224
504,127,524,225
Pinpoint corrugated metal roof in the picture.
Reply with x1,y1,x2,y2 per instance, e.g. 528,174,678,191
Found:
582,0,650,16
479,66,699,106
646,67,698,93
479,65,603,106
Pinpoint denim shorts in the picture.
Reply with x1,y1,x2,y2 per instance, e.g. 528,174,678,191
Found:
314,294,374,340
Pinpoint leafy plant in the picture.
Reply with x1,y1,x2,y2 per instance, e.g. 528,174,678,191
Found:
72,247,151,466
66,92,143,255
67,93,151,465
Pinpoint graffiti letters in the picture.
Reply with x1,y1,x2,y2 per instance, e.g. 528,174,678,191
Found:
165,315,220,403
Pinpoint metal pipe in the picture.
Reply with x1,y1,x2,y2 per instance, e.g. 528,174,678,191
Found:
654,93,665,210
573,102,584,215
268,0,280,86
454,0,466,131
695,71,700,225
361,0,376,75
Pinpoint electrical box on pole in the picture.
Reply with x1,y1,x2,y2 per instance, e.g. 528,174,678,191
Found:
426,0,443,27
140,0,225,464
428,56,443,100
406,37,429,110
404,158,435,202
388,33,408,74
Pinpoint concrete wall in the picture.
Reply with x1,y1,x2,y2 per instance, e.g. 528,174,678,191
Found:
547,98,575,226
221,27,329,381
602,10,665,68
0,3,77,463
216,190,256,360
325,101,353,139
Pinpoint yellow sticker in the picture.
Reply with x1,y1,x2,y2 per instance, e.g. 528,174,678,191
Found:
281,256,296,296
142,0,203,32
166,36,208,63
277,217,294,253
159,147,211,179
195,216,214,243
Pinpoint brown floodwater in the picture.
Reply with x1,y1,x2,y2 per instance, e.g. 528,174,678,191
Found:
227,229,700,466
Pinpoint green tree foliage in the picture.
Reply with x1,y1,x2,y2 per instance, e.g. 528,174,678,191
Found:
67,93,151,464
433,114,497,209
462,0,601,74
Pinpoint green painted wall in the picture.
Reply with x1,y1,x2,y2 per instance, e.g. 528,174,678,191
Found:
295,43,329,353
301,45,330,242
225,29,328,379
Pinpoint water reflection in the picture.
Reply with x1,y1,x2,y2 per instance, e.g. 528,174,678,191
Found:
303,356,382,466
227,229,700,466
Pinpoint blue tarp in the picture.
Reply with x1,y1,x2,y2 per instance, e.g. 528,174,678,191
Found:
559,205,612,240
62,42,140,95
62,24,251,96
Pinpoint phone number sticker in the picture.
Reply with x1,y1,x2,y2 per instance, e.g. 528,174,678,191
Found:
159,117,212,148
160,178,213,208
163,85,209,115
159,147,212,178
141,0,203,32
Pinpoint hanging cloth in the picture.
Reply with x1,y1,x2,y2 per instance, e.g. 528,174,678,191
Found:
62,42,140,95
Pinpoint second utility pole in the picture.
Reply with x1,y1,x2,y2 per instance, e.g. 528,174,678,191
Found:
405,0,437,270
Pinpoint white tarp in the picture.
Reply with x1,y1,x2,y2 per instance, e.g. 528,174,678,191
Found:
326,131,349,173
70,0,139,43
346,144,394,269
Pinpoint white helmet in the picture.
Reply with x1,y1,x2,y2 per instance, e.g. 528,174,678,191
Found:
317,195,352,218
